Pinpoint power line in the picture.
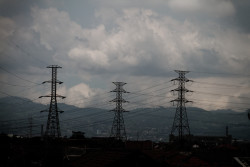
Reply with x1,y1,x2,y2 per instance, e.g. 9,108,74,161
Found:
194,91,250,100
191,102,250,111
0,90,42,107
190,98,250,106
0,80,34,87
60,93,171,124
194,80,246,88
60,85,176,129
0,66,40,85
69,104,175,130
60,81,174,122
71,89,176,125
190,70,250,77
129,80,172,94
0,114,47,123
64,91,111,106
8,39,48,67
60,82,180,123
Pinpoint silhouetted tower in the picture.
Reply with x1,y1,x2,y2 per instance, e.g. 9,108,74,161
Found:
247,109,250,120
170,70,193,140
110,82,129,140
28,116,32,138
41,124,44,137
39,65,65,138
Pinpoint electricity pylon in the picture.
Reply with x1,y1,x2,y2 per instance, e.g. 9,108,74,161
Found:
170,70,193,141
39,65,65,138
28,116,32,138
247,109,250,120
110,82,129,140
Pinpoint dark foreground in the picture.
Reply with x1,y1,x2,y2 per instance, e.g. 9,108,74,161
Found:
1,135,250,167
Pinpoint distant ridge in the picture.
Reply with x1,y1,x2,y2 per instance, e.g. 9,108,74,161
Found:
0,97,249,141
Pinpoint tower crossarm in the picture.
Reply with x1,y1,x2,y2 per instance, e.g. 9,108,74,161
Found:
56,95,66,99
110,89,129,93
40,109,49,113
47,65,62,69
39,95,66,99
42,80,63,84
110,108,128,112
170,98,193,103
109,98,129,103
171,78,192,82
171,88,193,93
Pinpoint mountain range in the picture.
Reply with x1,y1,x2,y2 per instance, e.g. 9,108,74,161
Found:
0,96,249,141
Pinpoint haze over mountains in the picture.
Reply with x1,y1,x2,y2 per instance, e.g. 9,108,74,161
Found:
0,96,249,141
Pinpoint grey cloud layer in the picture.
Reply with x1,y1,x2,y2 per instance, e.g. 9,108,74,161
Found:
31,7,250,76
0,0,250,110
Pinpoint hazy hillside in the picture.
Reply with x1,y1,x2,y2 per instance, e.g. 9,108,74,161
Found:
0,97,249,141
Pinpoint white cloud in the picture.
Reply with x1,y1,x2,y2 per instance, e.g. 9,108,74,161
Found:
31,7,83,51
68,47,108,67
189,76,250,111
64,83,109,108
21,6,250,111
66,83,95,107
30,7,250,75
1,0,250,118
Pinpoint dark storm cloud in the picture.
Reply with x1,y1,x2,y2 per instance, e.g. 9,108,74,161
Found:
0,0,250,111
232,0,250,33
0,0,32,17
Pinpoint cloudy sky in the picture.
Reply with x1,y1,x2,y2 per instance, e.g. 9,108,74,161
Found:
0,0,250,112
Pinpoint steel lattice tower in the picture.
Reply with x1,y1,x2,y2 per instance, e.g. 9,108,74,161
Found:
247,109,250,120
170,70,193,140
28,116,32,138
39,65,65,138
110,82,129,140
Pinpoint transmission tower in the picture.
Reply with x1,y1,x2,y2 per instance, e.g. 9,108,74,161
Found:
110,82,129,140
247,109,250,120
39,65,65,138
170,70,193,141
28,116,32,138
